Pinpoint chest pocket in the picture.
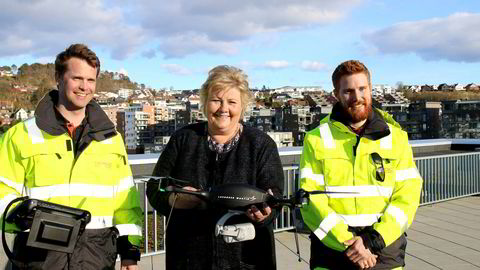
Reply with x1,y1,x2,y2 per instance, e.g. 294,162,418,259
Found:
368,151,397,186
315,147,354,187
78,138,126,185
20,143,72,187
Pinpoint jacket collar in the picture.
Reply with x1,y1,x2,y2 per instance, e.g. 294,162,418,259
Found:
330,102,391,141
34,90,116,141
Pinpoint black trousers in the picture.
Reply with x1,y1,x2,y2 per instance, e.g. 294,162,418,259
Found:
11,228,118,270
309,233,407,270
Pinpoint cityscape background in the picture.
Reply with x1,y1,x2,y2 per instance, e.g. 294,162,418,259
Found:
1,65,479,154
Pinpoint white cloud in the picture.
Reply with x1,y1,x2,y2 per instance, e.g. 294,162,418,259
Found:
0,0,362,59
34,57,53,64
363,12,480,62
0,0,147,60
134,0,361,57
161,64,192,76
300,60,328,71
118,68,129,76
159,33,238,58
263,60,290,69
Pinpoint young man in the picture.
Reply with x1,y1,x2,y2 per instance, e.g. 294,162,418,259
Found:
0,44,142,270
300,60,423,269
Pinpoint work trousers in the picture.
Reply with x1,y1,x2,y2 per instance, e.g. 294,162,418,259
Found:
309,233,407,270
11,228,118,270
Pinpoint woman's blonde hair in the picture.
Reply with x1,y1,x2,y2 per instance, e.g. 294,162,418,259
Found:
199,65,252,119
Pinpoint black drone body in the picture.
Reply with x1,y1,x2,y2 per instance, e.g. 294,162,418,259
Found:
191,183,271,210
140,176,350,210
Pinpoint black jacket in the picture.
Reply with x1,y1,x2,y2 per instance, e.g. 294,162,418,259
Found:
147,122,284,270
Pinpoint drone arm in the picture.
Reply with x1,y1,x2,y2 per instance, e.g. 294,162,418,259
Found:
164,186,209,210
165,186,208,199
266,197,294,209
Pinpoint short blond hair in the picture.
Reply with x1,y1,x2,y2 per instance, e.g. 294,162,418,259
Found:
199,65,252,119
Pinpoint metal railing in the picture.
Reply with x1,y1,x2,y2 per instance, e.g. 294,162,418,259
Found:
134,147,480,257
416,152,480,205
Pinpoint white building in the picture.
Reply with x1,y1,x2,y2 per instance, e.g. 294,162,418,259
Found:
118,88,133,99
372,84,394,96
124,111,136,150
13,109,32,120
267,132,294,148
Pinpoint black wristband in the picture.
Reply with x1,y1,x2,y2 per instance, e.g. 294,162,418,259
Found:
359,228,386,253
117,235,141,261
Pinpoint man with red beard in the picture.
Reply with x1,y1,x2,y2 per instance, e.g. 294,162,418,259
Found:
300,60,422,270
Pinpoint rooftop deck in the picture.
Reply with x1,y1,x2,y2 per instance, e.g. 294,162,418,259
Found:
124,196,480,270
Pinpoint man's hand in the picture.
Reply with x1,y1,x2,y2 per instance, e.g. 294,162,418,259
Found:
344,236,378,269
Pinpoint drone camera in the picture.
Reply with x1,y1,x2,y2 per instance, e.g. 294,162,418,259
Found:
215,223,256,243
215,211,256,243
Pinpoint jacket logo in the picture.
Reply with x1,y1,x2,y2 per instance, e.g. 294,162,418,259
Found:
94,161,113,169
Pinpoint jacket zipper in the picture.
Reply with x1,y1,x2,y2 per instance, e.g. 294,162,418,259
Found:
66,139,75,206
353,136,359,215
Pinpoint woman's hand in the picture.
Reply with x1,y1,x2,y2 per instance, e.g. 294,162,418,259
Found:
168,186,206,209
245,189,274,223
246,203,272,223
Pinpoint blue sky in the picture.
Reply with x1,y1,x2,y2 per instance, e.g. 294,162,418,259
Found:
0,0,479,91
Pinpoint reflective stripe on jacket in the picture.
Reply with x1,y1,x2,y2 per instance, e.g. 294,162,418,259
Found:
300,109,423,252
0,118,142,245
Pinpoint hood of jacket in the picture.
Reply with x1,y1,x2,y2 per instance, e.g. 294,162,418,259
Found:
34,90,116,141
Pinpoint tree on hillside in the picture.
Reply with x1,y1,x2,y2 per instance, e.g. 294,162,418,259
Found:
0,81,11,92
30,79,53,106
395,81,405,91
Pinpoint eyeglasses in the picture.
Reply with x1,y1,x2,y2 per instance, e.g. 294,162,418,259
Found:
370,152,385,182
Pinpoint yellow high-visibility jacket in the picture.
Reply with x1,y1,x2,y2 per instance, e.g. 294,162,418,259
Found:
300,108,422,252
0,117,142,246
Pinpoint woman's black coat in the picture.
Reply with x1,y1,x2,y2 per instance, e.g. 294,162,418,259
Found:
147,122,284,270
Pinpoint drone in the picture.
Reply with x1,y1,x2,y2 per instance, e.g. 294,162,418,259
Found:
139,175,336,209
138,176,356,262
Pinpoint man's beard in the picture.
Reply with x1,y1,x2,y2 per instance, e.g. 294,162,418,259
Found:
341,99,372,124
